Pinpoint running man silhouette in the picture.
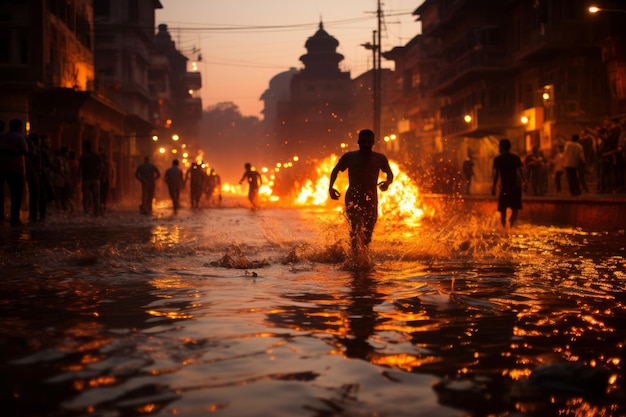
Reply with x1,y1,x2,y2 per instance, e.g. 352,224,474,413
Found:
329,129,394,257
239,163,262,209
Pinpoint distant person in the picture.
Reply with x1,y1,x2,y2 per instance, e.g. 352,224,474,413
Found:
206,168,222,206
25,133,47,222
51,146,70,212
185,161,206,209
164,159,184,214
553,145,565,193
492,138,524,228
328,129,394,255
0,119,29,226
79,140,103,216
461,156,474,194
239,162,262,209
563,134,585,196
524,145,546,196
135,155,160,215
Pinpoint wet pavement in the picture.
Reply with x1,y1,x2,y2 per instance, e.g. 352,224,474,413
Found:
1,197,625,416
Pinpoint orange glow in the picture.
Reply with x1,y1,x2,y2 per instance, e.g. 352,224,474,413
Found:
370,353,440,371
294,154,431,226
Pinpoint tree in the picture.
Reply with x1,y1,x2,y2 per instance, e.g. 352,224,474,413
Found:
198,102,270,182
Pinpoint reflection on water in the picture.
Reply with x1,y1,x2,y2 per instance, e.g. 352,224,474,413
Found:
0,206,624,417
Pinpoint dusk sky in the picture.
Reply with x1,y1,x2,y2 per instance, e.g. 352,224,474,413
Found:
156,0,424,118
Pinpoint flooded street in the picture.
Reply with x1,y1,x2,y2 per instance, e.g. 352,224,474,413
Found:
1,199,625,417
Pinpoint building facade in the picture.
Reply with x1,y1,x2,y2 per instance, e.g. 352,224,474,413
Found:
274,22,353,162
385,0,626,193
149,23,203,169
93,0,163,200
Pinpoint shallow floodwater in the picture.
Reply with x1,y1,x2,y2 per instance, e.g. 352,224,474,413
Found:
1,200,625,417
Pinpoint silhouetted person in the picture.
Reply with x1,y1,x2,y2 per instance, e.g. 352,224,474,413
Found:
0,119,28,226
135,156,160,215
79,140,103,216
25,133,47,222
164,159,184,214
524,145,546,196
462,156,474,194
563,134,585,197
492,138,524,228
206,168,222,205
239,162,262,209
329,129,394,255
185,161,206,209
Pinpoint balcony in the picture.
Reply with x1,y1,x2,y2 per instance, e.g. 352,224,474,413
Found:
442,106,513,138
433,46,509,92
514,21,589,62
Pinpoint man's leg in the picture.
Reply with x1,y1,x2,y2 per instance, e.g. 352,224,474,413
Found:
509,209,519,227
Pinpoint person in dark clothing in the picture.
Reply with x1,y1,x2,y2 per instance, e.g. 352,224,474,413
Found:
239,162,262,209
135,156,160,215
461,157,474,194
329,129,394,256
492,138,525,228
164,159,184,214
206,168,222,206
185,162,206,209
79,140,103,216
0,119,29,226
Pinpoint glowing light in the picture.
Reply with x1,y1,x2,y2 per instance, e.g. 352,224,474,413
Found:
159,147,166,154
464,114,472,123
172,134,180,141
152,135,158,141
293,155,299,162
589,6,599,13
521,116,529,124
293,154,429,226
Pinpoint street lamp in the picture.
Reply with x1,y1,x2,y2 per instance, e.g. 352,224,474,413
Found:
588,5,626,14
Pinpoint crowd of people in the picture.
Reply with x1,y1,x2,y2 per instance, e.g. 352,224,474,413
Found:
135,156,223,215
0,118,116,227
518,118,625,197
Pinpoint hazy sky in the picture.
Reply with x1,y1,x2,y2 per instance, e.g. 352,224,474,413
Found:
156,0,424,118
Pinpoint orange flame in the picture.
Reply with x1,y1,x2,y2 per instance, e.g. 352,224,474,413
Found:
293,154,430,226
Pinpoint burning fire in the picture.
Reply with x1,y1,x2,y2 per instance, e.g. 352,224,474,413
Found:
293,155,430,226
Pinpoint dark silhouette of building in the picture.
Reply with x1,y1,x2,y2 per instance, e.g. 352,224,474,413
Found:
274,22,353,162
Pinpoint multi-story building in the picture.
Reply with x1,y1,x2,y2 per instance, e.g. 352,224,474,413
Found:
0,0,125,158
93,0,163,199
149,23,203,168
386,0,626,193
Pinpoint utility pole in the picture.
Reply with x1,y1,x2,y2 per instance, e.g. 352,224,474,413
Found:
362,0,383,140
375,0,382,141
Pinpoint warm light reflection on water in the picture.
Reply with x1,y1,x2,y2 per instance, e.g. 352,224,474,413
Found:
0,206,624,416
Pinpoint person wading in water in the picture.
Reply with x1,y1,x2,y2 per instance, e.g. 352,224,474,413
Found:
329,129,394,264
